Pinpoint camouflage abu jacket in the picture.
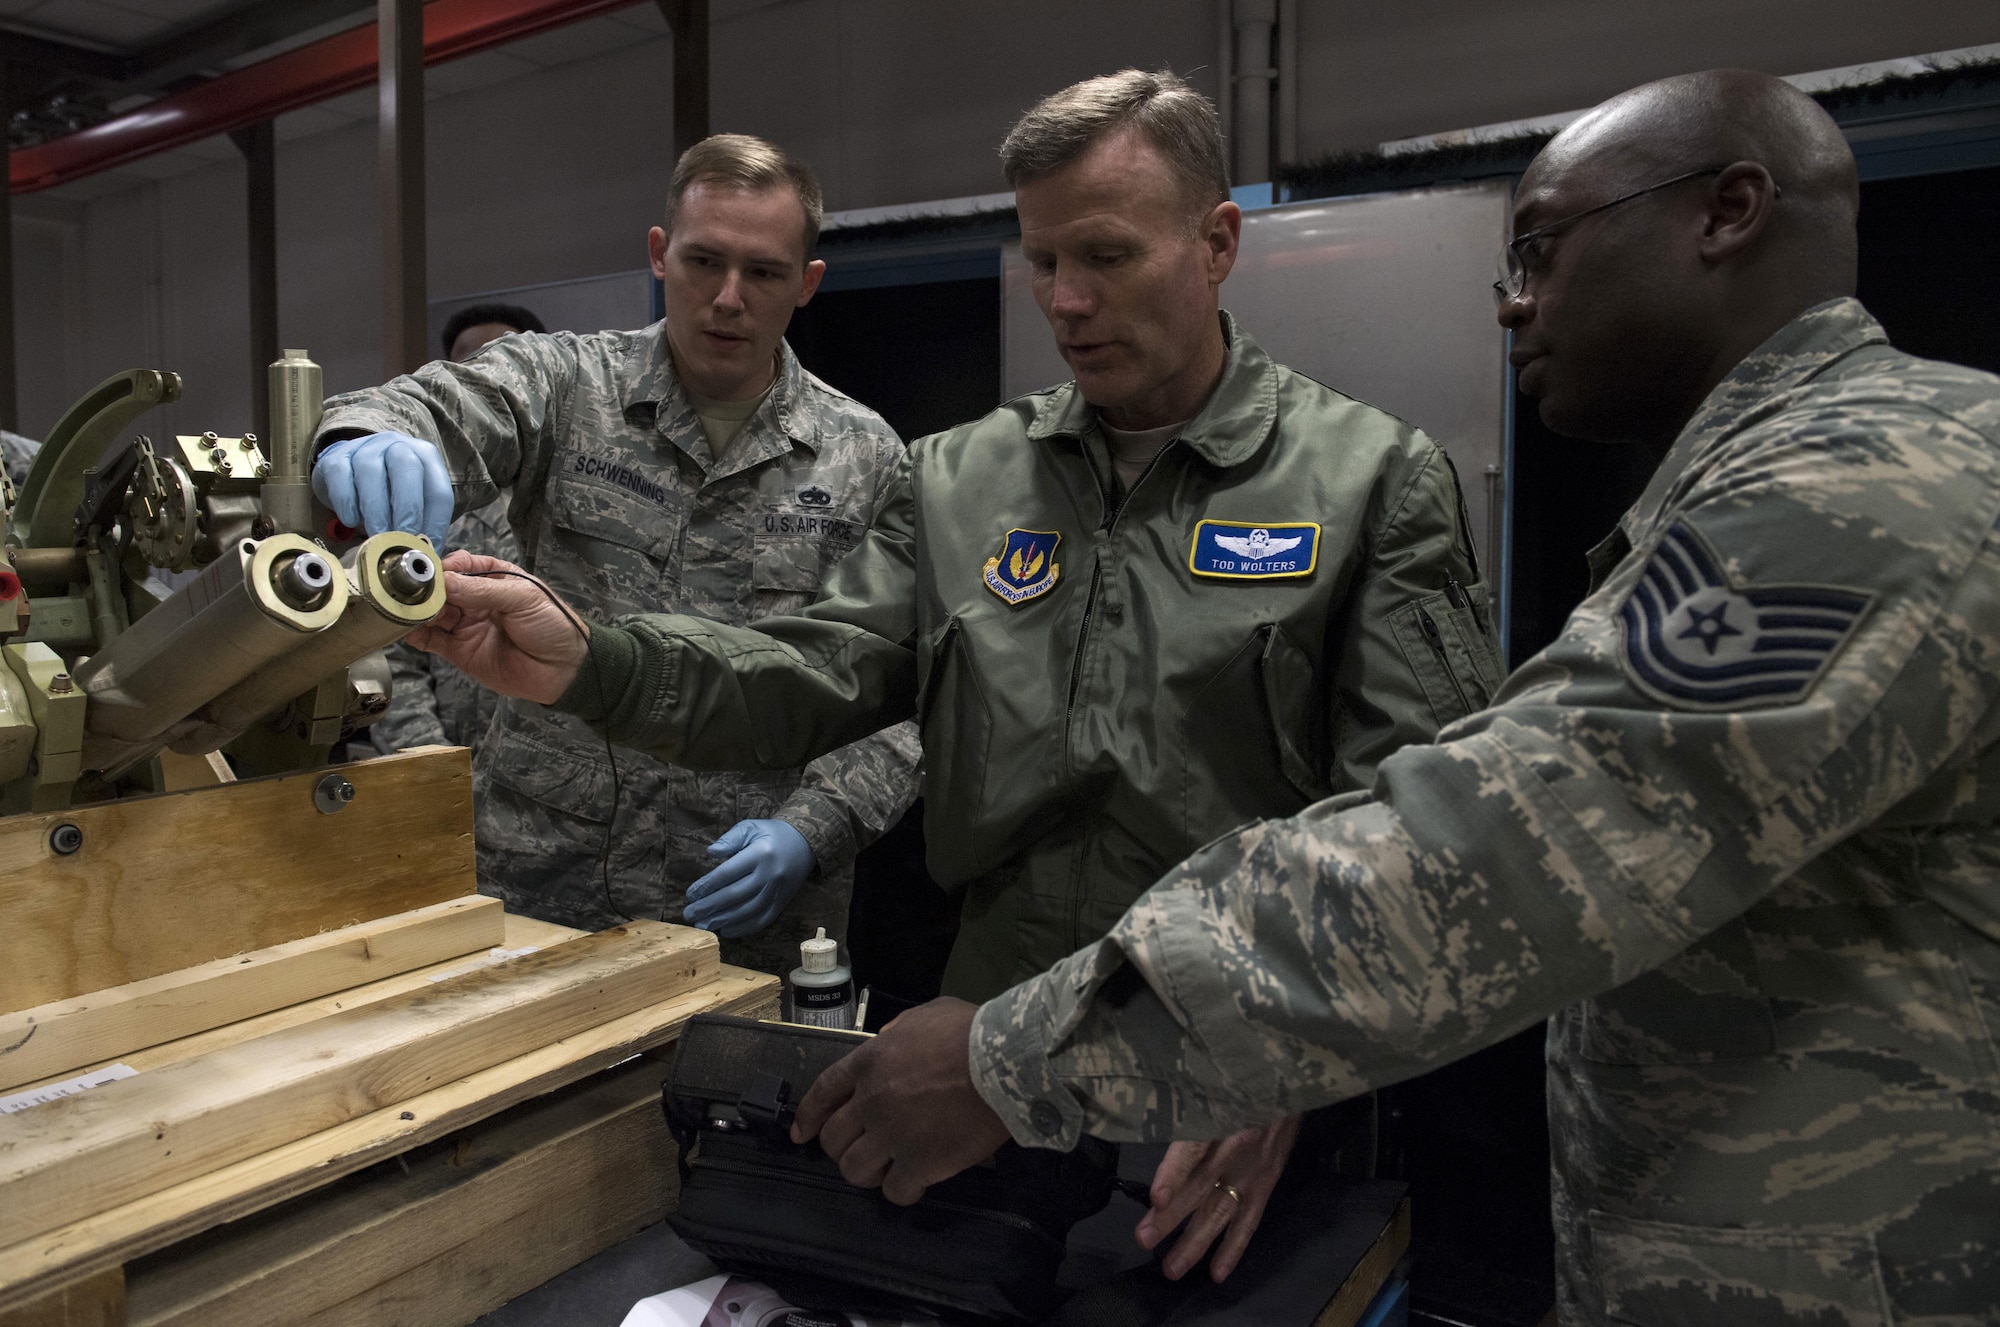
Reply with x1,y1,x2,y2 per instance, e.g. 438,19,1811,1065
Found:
557,315,1500,1000
967,299,2000,1327
371,491,520,755
318,327,921,972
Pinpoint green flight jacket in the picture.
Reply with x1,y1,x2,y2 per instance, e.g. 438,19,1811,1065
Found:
565,316,1501,999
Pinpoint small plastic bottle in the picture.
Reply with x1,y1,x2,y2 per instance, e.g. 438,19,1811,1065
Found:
784,927,856,1029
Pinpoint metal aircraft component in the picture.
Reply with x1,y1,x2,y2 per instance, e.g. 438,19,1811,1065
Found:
0,353,424,807
262,349,322,537
380,547,436,604
173,533,446,756
72,533,347,775
124,439,202,571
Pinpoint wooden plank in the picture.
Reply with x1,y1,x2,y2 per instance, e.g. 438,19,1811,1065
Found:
1314,1195,1411,1327
0,898,506,1093
0,1266,122,1327
0,922,718,1247
126,1056,679,1327
0,965,776,1311
0,748,477,1014
25,915,583,1091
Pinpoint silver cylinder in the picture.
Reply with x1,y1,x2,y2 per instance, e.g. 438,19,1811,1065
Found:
262,348,322,537
74,533,347,771
172,532,447,754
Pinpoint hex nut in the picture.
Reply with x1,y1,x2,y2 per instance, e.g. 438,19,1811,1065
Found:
314,773,357,815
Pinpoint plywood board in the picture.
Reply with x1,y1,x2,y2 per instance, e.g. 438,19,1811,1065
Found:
126,1056,679,1327
0,748,478,1014
0,922,718,1247
0,897,506,1093
0,964,777,1311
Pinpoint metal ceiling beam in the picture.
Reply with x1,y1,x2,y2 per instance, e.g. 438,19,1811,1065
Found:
656,0,708,158
8,0,648,194
130,0,375,91
379,0,425,378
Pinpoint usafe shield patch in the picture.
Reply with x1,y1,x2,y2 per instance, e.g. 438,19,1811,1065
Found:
1621,519,1873,710
1188,520,1321,580
983,528,1061,605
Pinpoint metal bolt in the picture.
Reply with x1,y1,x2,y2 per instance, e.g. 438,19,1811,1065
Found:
314,773,356,815
210,447,227,465
217,457,233,474
48,672,73,694
255,461,272,478
380,548,436,605
239,436,257,451
49,823,83,855
273,551,334,610
249,515,276,539
202,431,219,441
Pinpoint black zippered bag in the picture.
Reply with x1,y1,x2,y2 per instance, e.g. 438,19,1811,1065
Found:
663,1014,1118,1323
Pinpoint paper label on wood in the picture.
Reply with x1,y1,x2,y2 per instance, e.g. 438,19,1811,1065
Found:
0,1064,136,1114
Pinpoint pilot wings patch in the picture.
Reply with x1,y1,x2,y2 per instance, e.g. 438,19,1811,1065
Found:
1620,519,1873,710
1189,520,1320,580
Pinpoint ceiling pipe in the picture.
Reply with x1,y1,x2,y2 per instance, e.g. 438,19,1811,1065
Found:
8,0,645,195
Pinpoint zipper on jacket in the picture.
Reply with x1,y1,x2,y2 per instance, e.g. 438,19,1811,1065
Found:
1064,440,1173,721
1420,606,1471,712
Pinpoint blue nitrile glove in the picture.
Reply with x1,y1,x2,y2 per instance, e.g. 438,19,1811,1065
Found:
311,431,454,551
682,818,816,939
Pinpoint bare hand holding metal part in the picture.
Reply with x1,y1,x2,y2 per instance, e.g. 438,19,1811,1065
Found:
407,551,590,704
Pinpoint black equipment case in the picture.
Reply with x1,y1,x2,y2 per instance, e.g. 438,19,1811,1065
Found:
663,1014,1117,1323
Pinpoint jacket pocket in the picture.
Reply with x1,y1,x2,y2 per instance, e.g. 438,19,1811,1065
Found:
1585,1210,1892,1327
1184,626,1315,836
1390,591,1497,727
915,616,992,884
543,461,681,611
1258,623,1326,801
750,532,823,620
476,711,617,824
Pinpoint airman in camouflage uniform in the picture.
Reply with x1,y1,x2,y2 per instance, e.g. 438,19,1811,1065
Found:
371,492,520,755
967,295,2000,1326
318,327,921,973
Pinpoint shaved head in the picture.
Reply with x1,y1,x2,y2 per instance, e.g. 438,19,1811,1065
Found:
1502,70,1860,447
1531,69,1859,287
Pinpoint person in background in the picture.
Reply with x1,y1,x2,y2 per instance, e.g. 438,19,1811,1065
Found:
370,303,545,758
2,429,40,494
315,134,921,977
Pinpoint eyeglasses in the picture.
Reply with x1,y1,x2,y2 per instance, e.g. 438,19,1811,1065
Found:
1492,166,1773,305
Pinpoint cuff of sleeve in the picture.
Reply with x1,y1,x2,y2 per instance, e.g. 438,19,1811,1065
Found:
554,622,637,723
773,788,857,874
968,973,1087,1152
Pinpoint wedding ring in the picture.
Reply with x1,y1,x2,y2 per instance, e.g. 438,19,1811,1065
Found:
1213,1181,1242,1206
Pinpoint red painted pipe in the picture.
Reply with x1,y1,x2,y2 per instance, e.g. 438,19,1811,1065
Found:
10,0,647,194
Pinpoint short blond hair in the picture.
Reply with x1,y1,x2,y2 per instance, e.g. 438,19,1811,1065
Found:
664,133,824,255
999,69,1229,213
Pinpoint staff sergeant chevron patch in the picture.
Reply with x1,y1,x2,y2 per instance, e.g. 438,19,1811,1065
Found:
1620,519,1874,710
